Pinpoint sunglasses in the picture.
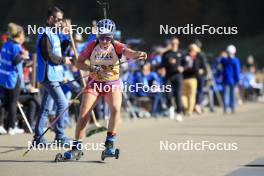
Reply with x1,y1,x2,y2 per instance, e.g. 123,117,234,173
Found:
99,36,112,42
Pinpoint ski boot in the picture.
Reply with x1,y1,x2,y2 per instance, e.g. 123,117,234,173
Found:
101,139,120,161
54,140,83,162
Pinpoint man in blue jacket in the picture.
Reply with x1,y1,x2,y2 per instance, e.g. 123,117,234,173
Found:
34,6,72,146
220,45,240,114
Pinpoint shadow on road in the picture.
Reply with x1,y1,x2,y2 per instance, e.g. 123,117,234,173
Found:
0,146,27,154
176,124,264,129
0,160,53,163
169,133,264,138
0,159,106,164
227,157,264,176
243,164,264,167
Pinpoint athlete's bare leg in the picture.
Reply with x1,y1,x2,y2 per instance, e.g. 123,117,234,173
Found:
104,90,122,133
75,92,99,140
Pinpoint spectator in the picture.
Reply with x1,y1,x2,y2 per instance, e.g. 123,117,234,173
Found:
0,89,6,134
194,41,208,114
132,63,167,117
0,23,28,135
246,55,256,70
149,66,167,117
19,62,40,129
241,65,262,101
34,6,72,146
149,46,164,68
161,37,185,121
182,43,206,116
220,45,241,114
212,51,228,93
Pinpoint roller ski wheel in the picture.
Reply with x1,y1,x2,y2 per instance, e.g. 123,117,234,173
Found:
101,148,120,161
115,148,120,159
54,153,63,162
54,150,84,162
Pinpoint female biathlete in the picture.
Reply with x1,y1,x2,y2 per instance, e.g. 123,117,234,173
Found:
63,19,147,160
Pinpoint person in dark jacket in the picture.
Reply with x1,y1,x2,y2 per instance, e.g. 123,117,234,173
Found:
193,40,209,114
182,43,207,116
161,37,185,122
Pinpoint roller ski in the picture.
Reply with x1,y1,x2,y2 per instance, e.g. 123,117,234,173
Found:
54,141,83,162
54,149,84,162
101,137,120,161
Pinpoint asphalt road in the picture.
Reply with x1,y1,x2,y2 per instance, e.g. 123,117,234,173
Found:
0,103,264,176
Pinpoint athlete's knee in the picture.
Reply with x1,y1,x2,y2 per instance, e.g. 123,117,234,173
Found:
79,111,90,122
110,106,121,116
79,106,92,118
